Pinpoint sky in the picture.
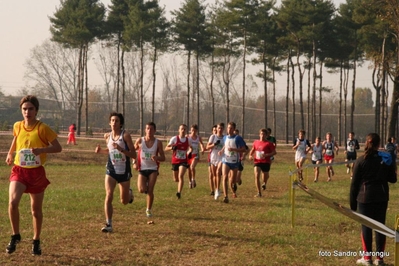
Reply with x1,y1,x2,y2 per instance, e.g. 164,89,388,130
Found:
1,0,371,99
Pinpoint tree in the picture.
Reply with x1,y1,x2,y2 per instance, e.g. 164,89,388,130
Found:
24,40,79,124
171,0,209,129
106,0,130,114
49,0,106,135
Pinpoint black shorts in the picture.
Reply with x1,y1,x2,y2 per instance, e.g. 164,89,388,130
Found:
254,163,271,173
171,163,189,171
312,159,322,164
139,169,158,178
238,161,244,171
106,170,132,183
346,152,357,161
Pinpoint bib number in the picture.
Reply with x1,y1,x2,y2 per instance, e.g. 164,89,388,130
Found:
19,149,41,166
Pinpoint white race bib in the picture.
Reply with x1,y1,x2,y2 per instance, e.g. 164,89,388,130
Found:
19,149,41,166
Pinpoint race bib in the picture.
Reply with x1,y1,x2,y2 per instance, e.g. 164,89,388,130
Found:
176,150,187,159
225,151,237,163
256,151,264,159
298,145,305,152
142,151,152,160
19,149,41,166
347,146,354,152
110,149,126,163
326,149,333,156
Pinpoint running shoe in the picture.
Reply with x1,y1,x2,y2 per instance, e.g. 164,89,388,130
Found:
373,259,386,265
262,183,266,190
214,190,220,200
176,192,181,199
254,193,262,197
223,197,229,203
210,191,214,196
129,188,134,204
146,209,152,218
232,193,237,198
189,181,193,189
32,239,41,256
192,179,196,188
356,257,372,265
6,234,21,254
346,167,350,174
101,224,113,233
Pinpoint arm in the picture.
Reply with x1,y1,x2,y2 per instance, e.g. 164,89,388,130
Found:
335,142,339,155
95,133,110,155
134,137,142,151
292,139,299,150
155,140,166,162
199,137,205,154
118,131,136,159
32,138,62,156
165,137,176,151
248,146,255,160
5,136,17,166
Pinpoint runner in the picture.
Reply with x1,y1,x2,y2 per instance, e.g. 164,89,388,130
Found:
292,129,311,182
248,128,276,197
344,131,360,178
165,124,192,199
219,122,246,203
322,132,339,182
206,123,225,200
5,95,62,255
95,112,136,233
133,122,165,218
187,124,205,189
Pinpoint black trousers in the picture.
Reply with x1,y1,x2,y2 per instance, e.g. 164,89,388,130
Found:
358,201,388,260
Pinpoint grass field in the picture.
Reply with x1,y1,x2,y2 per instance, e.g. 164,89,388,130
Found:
0,133,398,266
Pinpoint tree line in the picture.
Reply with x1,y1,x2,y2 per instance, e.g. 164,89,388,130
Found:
18,0,399,144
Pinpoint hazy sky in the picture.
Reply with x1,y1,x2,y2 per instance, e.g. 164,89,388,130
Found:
1,0,370,98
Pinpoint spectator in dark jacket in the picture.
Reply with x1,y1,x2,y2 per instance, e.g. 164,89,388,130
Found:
350,133,397,266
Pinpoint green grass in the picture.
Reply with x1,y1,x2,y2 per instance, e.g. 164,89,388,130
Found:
0,134,398,265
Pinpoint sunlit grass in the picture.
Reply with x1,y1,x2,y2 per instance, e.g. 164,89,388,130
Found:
0,135,397,265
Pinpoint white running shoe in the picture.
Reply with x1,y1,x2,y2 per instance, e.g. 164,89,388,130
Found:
146,209,152,218
346,167,350,174
101,224,113,233
356,257,372,265
214,190,220,200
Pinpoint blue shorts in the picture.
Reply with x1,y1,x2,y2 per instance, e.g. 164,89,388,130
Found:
223,161,240,170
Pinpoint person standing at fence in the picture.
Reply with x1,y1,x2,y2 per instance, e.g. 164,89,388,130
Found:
207,123,225,200
248,128,276,197
350,133,397,266
311,137,323,182
322,132,339,182
5,95,62,255
66,123,76,145
165,124,192,199
344,131,360,179
292,129,311,182
187,124,205,189
133,122,165,218
95,112,136,233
